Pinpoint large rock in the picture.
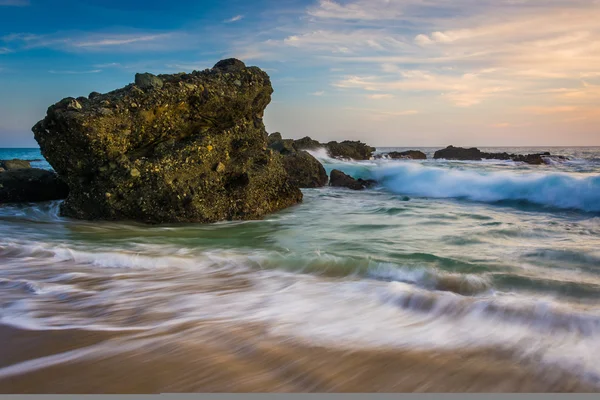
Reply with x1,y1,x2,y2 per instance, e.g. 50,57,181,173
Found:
32,59,302,223
0,159,31,170
281,151,328,188
329,169,376,191
0,169,68,203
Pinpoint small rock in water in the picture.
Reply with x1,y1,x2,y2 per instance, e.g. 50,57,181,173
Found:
330,169,376,190
0,169,68,203
402,196,410,201
0,159,31,170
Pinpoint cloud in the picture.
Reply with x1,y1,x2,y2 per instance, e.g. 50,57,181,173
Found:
74,34,170,48
48,69,102,74
311,91,325,96
0,47,13,54
523,106,579,114
366,94,394,100
0,0,29,6
308,0,404,20
1,31,186,53
224,15,244,23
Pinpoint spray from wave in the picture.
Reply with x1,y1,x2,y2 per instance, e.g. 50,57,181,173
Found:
373,163,600,212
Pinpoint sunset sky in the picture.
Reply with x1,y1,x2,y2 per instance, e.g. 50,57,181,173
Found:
1,0,599,147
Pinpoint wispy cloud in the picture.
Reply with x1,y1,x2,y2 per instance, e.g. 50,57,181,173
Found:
366,93,394,100
0,47,13,54
74,34,171,48
311,91,325,96
224,15,244,23
0,0,29,6
48,69,102,74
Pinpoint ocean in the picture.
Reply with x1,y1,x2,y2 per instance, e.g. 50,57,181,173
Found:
0,146,599,392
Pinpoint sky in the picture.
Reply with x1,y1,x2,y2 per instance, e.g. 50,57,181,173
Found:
1,0,599,147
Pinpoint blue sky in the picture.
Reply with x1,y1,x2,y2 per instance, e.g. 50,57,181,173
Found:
1,0,599,147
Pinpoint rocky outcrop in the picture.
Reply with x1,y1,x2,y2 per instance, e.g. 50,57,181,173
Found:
329,169,376,191
433,146,566,165
375,150,427,160
293,136,321,151
433,146,485,161
32,59,302,223
268,133,327,188
281,151,328,188
291,136,375,160
0,159,31,170
0,169,68,203
325,141,375,160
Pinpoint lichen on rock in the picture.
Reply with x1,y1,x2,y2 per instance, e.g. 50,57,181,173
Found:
33,59,302,223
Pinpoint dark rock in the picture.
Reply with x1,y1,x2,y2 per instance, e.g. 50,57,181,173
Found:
281,151,328,189
513,154,544,165
269,138,296,155
213,58,246,73
434,146,483,160
134,73,164,91
0,159,31,170
267,132,282,144
89,91,102,99
434,145,565,165
0,169,68,203
293,136,322,151
378,150,427,160
329,169,375,190
32,58,302,223
268,133,327,188
326,140,375,160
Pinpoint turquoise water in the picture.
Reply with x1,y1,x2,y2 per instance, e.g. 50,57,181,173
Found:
0,147,600,386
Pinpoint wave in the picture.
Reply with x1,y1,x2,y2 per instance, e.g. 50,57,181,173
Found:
373,163,600,212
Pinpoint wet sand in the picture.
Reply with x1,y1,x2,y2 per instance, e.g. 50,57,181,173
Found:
0,323,596,393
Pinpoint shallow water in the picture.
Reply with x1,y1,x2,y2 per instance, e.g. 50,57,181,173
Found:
0,146,599,392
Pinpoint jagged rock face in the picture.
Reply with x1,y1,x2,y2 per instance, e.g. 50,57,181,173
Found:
0,169,68,203
32,59,302,223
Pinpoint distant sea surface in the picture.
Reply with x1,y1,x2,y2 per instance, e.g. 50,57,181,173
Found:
0,146,599,392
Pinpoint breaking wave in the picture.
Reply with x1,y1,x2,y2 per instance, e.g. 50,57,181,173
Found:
373,163,600,212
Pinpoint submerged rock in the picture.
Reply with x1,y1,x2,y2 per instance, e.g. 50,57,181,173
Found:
0,169,68,203
33,58,302,223
0,159,32,170
329,169,376,191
